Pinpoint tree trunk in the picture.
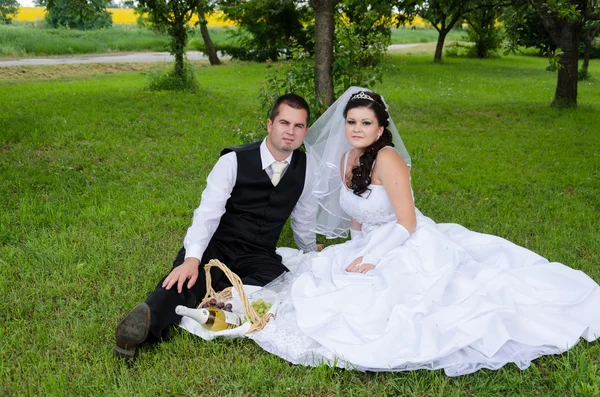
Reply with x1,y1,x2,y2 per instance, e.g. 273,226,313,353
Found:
172,19,187,78
552,23,582,107
197,6,220,65
434,29,449,63
312,0,335,106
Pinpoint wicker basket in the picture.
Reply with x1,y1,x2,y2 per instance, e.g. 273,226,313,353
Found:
197,259,273,333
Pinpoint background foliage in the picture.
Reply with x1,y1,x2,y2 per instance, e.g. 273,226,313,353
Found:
0,0,19,24
41,0,113,29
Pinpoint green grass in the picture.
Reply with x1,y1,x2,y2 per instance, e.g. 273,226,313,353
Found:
0,23,235,57
390,26,465,44
1,54,600,396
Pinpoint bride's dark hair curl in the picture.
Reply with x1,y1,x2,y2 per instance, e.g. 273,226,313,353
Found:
343,91,394,197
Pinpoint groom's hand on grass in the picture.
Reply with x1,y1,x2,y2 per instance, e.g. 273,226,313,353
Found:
345,256,375,274
162,257,200,293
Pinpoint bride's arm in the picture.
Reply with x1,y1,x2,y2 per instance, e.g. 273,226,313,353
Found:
347,149,415,273
375,148,416,233
350,218,363,241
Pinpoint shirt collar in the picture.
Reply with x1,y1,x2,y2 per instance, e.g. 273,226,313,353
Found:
260,138,294,170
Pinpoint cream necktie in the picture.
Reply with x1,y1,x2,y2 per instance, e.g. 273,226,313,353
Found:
270,161,288,186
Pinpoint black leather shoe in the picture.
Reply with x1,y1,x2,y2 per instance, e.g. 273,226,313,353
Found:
114,302,151,359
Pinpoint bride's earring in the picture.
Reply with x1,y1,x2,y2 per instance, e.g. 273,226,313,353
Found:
376,133,382,140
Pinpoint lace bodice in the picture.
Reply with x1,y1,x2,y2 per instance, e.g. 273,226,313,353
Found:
339,149,412,234
339,185,396,234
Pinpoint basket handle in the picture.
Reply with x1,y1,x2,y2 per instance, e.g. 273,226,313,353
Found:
202,259,272,333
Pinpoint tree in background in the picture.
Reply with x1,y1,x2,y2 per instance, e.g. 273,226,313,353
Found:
339,0,394,66
397,0,476,63
311,0,335,106
220,0,310,62
464,5,504,58
580,1,600,79
136,0,200,87
40,0,113,29
506,0,600,106
257,0,391,126
504,4,556,55
196,0,219,65
0,0,19,24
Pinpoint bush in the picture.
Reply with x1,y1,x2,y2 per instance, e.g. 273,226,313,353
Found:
578,67,591,81
220,0,310,62
45,0,112,30
444,42,471,58
147,61,199,92
464,7,504,59
0,0,18,24
245,16,390,143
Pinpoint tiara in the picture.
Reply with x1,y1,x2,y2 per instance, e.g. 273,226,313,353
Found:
350,92,375,102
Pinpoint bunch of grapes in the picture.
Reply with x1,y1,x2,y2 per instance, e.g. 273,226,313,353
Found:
200,298,233,312
251,299,272,317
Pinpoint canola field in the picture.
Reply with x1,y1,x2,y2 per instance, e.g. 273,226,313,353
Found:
14,7,235,26
14,7,428,27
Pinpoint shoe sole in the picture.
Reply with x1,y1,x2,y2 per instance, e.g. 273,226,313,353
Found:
114,302,150,359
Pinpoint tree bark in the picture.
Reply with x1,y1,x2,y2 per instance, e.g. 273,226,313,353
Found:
434,29,448,63
197,6,220,65
535,0,589,106
312,0,335,106
551,23,582,106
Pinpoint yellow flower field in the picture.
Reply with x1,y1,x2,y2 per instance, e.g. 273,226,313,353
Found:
14,7,235,27
15,7,429,28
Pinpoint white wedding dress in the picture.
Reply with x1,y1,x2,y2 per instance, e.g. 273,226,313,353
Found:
249,165,600,376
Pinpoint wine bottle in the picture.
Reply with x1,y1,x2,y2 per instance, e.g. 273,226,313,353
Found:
176,305,241,331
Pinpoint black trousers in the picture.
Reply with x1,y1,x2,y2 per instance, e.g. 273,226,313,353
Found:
145,239,288,340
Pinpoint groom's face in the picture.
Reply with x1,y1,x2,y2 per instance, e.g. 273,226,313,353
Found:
266,104,308,156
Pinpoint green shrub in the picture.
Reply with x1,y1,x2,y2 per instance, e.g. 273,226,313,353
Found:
45,0,112,30
0,0,18,24
147,61,199,92
579,67,592,81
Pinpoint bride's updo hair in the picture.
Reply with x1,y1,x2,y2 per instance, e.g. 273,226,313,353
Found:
343,91,395,196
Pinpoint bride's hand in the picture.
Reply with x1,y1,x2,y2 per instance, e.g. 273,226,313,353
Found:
345,257,375,274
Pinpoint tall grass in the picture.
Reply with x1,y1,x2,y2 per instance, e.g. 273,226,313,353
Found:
0,22,462,58
1,53,599,396
0,24,234,57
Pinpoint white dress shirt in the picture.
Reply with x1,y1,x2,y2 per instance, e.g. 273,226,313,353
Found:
183,139,318,260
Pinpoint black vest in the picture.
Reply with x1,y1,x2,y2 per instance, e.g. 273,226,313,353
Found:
210,141,307,253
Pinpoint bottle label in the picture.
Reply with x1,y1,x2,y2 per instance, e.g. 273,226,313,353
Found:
223,310,240,326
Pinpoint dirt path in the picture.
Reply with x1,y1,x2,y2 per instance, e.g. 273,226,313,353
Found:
0,44,419,67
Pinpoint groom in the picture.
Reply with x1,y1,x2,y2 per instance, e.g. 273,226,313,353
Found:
115,93,318,358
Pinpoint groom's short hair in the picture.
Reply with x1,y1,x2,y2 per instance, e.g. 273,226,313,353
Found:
270,93,310,125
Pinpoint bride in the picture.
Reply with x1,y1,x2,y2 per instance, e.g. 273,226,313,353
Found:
248,87,600,376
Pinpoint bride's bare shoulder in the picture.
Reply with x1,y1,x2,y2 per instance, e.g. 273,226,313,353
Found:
376,147,408,169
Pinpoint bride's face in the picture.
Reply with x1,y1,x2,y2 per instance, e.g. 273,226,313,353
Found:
345,107,384,150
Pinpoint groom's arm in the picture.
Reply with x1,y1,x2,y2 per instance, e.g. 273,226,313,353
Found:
291,155,318,252
183,152,237,261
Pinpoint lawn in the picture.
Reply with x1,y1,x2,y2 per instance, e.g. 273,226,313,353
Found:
1,53,599,396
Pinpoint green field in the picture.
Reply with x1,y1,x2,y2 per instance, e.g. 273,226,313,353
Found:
1,54,600,396
0,23,463,58
0,23,235,57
